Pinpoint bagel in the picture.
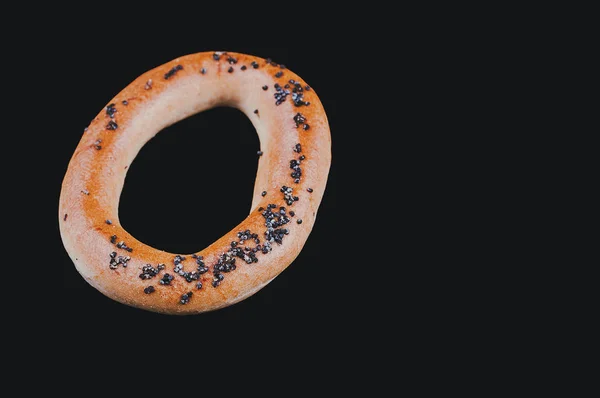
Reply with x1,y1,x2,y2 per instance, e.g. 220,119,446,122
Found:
59,51,331,314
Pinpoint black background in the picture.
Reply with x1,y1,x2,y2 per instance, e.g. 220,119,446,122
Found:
31,4,535,377
47,9,467,337
56,42,373,326
38,8,507,371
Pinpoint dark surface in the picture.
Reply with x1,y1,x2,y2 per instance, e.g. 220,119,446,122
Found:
57,44,360,324
37,8,518,371
42,13,494,369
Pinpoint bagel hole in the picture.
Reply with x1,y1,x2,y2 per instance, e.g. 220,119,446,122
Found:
119,106,260,254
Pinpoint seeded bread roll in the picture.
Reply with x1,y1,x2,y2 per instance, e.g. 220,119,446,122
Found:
59,51,331,315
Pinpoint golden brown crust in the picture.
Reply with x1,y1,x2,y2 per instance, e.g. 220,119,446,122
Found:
59,51,331,314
